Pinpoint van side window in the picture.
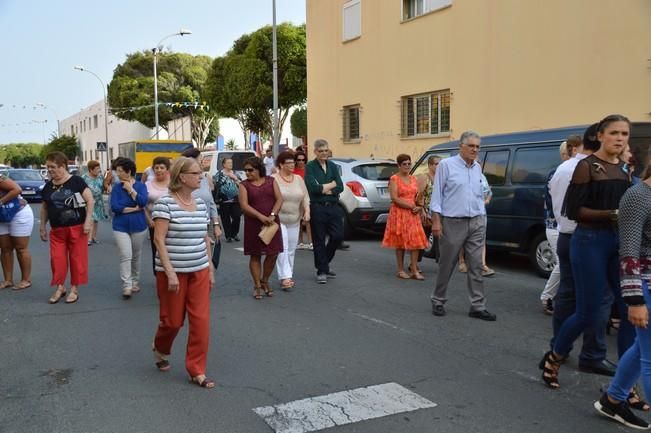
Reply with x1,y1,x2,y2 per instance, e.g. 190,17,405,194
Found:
483,150,509,185
511,147,560,184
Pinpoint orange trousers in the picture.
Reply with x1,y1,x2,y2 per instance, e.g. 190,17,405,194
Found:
49,224,88,286
154,268,211,377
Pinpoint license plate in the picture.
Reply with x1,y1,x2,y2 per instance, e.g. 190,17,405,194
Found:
22,190,35,195
377,187,388,197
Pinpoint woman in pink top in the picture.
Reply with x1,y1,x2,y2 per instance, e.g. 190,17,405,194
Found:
145,157,171,274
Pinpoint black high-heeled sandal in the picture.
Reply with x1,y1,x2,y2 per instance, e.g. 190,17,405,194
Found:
540,350,562,389
629,387,651,411
261,280,273,297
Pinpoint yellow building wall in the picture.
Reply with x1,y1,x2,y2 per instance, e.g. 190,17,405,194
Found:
307,0,651,160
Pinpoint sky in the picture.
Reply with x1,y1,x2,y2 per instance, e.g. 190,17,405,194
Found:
0,0,306,144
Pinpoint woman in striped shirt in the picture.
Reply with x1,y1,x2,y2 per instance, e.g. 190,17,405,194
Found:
151,157,215,389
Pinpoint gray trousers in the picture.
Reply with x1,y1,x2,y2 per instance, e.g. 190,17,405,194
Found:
430,216,486,311
113,229,147,290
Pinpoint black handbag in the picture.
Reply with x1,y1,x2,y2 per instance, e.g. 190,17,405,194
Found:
212,240,221,269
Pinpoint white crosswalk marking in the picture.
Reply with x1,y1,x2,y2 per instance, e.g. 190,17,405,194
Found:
253,382,437,433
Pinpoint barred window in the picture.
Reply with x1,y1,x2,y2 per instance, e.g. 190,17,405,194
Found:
401,90,450,137
343,105,360,142
403,0,452,20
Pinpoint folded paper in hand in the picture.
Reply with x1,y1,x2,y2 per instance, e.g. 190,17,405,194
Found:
258,222,279,245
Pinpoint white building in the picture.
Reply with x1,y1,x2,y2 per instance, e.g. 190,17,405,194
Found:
59,99,160,167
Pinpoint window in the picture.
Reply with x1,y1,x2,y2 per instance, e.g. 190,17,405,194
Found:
511,147,560,184
483,150,509,185
401,90,450,137
352,163,398,181
403,0,451,20
93,115,98,129
342,0,361,41
343,105,360,142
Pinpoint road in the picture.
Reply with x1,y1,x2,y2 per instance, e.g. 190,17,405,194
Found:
0,204,629,433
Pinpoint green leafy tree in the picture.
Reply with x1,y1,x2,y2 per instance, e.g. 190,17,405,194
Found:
206,23,306,147
225,139,236,150
0,143,45,167
42,134,80,161
108,51,219,148
290,106,307,146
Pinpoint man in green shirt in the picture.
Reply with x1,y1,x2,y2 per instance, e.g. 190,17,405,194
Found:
305,139,344,284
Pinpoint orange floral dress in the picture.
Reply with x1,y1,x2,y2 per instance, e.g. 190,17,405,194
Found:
382,174,428,250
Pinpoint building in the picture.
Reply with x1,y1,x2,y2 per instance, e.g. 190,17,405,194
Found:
59,99,157,167
306,0,651,159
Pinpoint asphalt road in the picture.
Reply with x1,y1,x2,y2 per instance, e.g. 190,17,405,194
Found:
0,204,632,433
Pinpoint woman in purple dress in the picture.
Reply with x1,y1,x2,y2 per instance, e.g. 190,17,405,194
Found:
239,157,283,299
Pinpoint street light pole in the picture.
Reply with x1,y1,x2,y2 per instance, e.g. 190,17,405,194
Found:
153,29,192,139
73,66,109,170
272,0,280,158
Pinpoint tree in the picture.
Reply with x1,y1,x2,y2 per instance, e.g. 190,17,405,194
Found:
108,51,219,148
0,143,45,167
206,23,306,147
42,134,80,161
225,139,236,150
290,106,307,146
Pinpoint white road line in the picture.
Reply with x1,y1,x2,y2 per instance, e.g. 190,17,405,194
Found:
253,382,437,433
233,247,244,252
351,312,400,330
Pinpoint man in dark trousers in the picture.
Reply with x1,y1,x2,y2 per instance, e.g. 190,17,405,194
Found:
305,139,344,284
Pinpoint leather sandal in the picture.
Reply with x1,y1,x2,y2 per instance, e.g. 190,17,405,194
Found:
253,287,263,300
0,281,14,290
152,347,171,372
540,350,562,389
13,280,31,291
65,291,79,304
190,375,215,389
629,387,651,411
396,271,411,279
49,287,66,304
261,280,273,297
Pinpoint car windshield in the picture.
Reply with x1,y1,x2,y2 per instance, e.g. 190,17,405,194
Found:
9,170,43,181
352,163,398,181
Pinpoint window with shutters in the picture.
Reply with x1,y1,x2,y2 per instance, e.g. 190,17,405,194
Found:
401,90,450,138
343,0,361,41
402,0,452,21
342,105,360,142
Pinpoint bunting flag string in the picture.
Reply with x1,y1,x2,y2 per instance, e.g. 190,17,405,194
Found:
0,120,48,128
109,101,209,115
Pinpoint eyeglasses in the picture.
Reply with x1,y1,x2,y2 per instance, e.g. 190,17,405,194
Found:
244,168,255,172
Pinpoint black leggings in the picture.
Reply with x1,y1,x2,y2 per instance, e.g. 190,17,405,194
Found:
219,201,242,239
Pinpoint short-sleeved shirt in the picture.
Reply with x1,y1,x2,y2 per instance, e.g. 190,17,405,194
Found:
152,195,209,273
42,176,88,227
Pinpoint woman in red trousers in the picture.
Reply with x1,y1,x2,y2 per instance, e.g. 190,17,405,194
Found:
152,157,215,389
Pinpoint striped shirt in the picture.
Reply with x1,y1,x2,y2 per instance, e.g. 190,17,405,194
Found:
152,194,210,273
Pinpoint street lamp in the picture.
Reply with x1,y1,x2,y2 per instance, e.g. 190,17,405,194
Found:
35,102,60,137
153,29,192,139
73,65,109,169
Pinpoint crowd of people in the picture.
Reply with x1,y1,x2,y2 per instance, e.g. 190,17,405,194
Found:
2,115,651,429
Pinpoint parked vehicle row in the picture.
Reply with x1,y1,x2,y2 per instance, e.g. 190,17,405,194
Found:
0,168,46,202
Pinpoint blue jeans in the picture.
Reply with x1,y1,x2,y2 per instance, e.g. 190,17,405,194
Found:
608,281,650,402
550,232,607,363
553,227,634,357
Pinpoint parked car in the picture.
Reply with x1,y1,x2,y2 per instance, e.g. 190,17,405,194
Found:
200,150,257,180
411,123,651,277
330,158,399,237
3,169,46,202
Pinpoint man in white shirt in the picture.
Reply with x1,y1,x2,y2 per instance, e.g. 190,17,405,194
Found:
263,147,275,176
547,123,616,376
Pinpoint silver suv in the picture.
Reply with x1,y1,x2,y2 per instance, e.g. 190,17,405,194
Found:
330,158,398,237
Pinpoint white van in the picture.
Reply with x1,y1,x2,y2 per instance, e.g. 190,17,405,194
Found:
200,150,256,180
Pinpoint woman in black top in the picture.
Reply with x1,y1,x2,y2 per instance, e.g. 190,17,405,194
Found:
541,115,635,389
39,152,94,304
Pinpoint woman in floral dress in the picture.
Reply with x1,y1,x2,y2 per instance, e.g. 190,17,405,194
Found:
81,160,108,244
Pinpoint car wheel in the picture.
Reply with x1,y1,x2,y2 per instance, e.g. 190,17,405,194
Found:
529,232,555,278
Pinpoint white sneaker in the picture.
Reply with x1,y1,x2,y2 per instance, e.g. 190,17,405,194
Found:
296,243,305,250
308,243,314,250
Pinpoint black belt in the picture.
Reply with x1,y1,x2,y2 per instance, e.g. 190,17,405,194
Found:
312,201,338,207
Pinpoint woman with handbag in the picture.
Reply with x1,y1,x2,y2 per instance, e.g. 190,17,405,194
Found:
382,154,428,280
215,158,242,242
151,157,215,388
40,151,94,304
110,158,148,299
239,157,283,299
0,174,33,290
272,151,310,290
